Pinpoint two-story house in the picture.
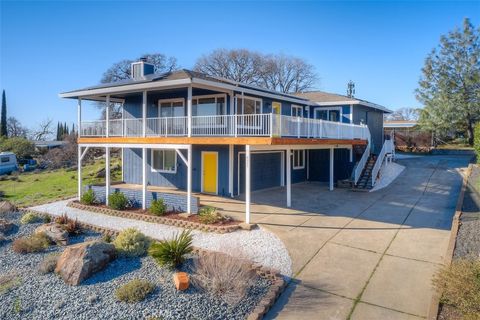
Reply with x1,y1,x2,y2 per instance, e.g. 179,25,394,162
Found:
60,59,391,223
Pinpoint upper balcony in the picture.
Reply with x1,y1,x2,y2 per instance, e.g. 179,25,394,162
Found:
79,114,370,142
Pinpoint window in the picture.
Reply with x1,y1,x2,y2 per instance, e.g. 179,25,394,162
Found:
314,108,343,122
158,99,185,117
292,150,305,169
236,96,262,114
291,105,303,117
151,149,177,173
192,95,226,116
1,156,10,163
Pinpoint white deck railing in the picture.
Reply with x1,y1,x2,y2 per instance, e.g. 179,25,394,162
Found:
353,145,370,185
371,138,393,187
80,114,369,140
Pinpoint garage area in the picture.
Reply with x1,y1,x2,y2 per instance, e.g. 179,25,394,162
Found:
238,151,284,194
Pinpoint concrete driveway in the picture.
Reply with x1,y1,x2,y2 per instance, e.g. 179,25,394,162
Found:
203,155,471,319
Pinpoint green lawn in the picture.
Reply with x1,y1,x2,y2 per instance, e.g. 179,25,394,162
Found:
0,159,121,207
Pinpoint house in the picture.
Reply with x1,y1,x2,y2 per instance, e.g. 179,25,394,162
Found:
60,59,392,222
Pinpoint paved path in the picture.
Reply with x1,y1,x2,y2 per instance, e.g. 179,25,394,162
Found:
243,155,469,320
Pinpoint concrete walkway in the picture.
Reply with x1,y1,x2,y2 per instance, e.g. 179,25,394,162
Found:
239,155,469,319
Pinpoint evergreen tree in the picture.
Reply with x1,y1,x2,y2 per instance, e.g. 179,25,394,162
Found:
56,122,60,140
1,90,7,137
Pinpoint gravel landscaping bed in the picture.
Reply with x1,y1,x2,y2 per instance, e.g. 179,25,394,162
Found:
0,211,272,320
453,165,480,259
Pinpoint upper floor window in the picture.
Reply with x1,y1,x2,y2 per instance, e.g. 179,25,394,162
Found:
314,108,342,122
193,94,226,116
292,150,305,169
236,95,262,114
152,149,177,173
159,99,185,118
291,105,303,117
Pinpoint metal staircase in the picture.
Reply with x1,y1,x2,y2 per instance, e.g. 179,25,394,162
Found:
353,154,376,191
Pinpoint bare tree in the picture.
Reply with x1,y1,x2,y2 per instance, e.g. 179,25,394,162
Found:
194,49,318,93
30,118,54,141
194,49,264,84
386,107,421,121
7,117,28,138
100,53,178,83
259,54,317,93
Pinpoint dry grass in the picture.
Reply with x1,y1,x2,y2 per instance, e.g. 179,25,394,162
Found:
12,232,51,254
38,253,60,274
0,273,21,294
191,250,256,305
433,258,480,319
115,279,154,303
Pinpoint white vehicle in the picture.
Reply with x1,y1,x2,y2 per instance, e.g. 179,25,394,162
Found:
0,152,18,175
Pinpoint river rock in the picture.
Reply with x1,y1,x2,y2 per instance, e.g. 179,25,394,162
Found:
35,223,69,245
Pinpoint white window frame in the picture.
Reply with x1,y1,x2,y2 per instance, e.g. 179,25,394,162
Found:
192,93,227,116
314,107,343,122
151,149,177,173
235,95,263,114
158,98,185,117
291,105,303,117
292,150,305,170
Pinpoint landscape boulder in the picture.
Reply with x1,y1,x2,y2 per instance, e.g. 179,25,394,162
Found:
0,219,14,234
35,223,69,245
55,240,116,285
0,201,16,215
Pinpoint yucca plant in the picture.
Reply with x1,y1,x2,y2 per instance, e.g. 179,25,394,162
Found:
148,230,193,269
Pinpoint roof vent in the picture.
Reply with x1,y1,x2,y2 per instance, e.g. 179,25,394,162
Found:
131,58,155,79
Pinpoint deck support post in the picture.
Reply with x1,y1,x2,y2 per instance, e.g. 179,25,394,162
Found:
187,86,192,137
286,148,291,207
77,98,82,137
245,145,251,224
349,147,353,162
78,145,82,200
105,147,111,205
187,145,192,214
228,144,234,197
306,149,310,181
329,147,334,191
142,91,147,137
142,148,147,210
105,95,110,137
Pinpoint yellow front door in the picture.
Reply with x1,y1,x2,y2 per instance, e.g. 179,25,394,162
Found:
202,152,218,194
272,102,281,115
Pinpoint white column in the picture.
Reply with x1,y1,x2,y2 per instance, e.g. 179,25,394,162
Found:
349,147,353,162
187,145,192,214
142,148,147,210
286,148,291,207
77,98,82,136
105,95,110,137
78,145,82,200
245,145,251,224
105,147,110,205
329,148,334,191
228,144,234,197
142,91,147,137
306,149,310,180
187,86,192,137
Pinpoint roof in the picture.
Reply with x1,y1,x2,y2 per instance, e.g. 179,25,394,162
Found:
32,140,68,148
60,69,311,105
384,120,418,128
294,91,392,113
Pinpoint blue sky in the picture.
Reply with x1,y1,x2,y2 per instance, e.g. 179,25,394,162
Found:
1,1,479,129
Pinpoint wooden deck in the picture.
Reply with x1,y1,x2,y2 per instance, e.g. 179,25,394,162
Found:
78,136,367,146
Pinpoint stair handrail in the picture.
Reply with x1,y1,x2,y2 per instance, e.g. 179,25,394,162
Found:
353,145,370,185
371,139,389,187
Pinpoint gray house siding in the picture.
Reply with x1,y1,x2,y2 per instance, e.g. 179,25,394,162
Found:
352,105,384,154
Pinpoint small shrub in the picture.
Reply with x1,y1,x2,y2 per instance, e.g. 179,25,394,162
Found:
12,232,51,254
38,253,60,274
433,258,480,318
20,212,41,225
64,218,81,235
0,274,21,294
54,213,69,225
103,234,113,243
115,279,154,303
198,206,224,225
43,215,51,223
191,250,256,305
108,191,128,210
113,228,150,257
13,297,21,314
148,230,193,269
80,189,97,205
149,199,167,216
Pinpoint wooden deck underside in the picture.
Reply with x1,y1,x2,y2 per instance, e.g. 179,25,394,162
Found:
78,136,367,146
